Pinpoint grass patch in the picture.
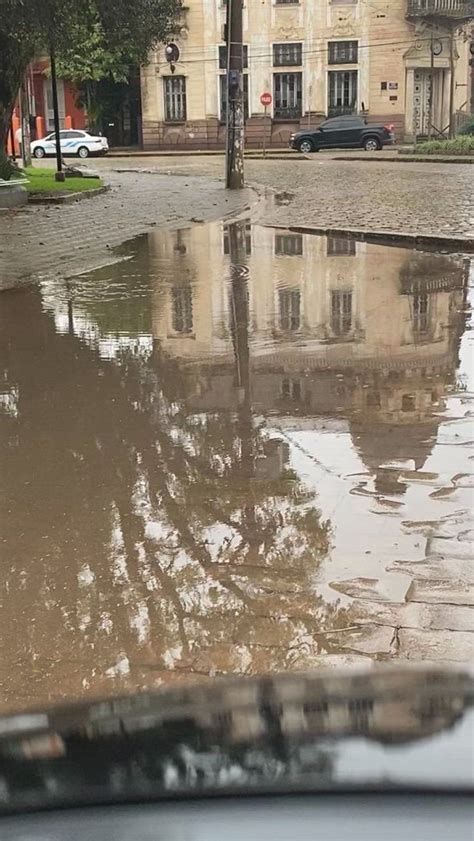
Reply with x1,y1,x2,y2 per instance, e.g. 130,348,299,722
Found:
24,166,103,194
412,136,474,156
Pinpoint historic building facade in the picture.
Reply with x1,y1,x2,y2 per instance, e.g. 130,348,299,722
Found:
140,0,473,149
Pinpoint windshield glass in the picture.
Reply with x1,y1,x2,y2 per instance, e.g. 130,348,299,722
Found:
1,0,473,817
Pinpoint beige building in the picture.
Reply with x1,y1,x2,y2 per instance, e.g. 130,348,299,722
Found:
140,0,473,148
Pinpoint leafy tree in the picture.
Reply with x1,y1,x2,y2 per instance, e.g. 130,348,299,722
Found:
54,18,141,134
56,20,135,85
0,0,180,177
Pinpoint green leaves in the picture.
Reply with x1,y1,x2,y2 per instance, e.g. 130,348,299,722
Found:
54,20,134,83
0,0,182,78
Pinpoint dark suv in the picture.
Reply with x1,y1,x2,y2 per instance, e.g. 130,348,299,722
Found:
290,115,395,153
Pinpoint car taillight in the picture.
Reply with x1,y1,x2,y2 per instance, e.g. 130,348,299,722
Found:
384,124,394,133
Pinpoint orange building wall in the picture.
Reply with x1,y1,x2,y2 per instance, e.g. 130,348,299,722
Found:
64,82,86,130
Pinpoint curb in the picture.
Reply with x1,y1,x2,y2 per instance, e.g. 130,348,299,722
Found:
104,150,473,164
334,154,474,165
266,222,474,252
27,184,110,205
106,149,291,157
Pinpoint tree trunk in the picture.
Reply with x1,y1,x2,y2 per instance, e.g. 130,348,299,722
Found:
0,34,34,178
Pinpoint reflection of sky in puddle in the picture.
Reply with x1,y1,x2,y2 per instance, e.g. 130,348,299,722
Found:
51,308,154,360
40,253,154,359
1,221,473,711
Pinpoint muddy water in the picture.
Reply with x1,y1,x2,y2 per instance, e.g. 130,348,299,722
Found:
1,223,473,713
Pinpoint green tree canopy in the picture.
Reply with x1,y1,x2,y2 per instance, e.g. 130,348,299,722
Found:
0,0,181,176
55,21,137,85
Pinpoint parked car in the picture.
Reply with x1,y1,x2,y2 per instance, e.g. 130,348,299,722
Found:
31,130,109,159
290,115,395,153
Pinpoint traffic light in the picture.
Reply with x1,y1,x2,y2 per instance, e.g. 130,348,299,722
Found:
228,70,241,95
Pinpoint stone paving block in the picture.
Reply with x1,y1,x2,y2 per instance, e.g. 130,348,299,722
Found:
297,653,375,670
427,538,474,560
331,624,395,656
406,579,474,606
348,600,474,633
398,628,474,663
388,557,474,583
330,577,407,602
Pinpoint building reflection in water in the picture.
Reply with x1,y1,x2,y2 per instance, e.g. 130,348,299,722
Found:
0,668,472,808
0,223,468,712
151,222,467,475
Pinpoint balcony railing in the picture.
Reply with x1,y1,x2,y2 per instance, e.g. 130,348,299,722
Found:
407,0,474,18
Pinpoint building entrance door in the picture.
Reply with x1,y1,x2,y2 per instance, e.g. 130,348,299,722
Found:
413,69,432,136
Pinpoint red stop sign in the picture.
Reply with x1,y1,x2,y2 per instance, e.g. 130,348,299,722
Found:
260,92,272,107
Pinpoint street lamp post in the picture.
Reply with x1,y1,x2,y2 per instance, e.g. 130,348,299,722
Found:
50,44,65,182
20,75,32,168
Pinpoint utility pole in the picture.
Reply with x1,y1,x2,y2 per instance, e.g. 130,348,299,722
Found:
225,0,244,189
428,29,434,141
50,44,65,182
448,28,456,139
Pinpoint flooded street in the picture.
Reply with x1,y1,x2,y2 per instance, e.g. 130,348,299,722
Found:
1,222,473,713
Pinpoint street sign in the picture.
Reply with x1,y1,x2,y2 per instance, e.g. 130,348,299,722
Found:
261,94,272,159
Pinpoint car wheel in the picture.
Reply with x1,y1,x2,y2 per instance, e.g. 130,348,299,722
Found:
363,136,381,151
33,147,45,159
298,138,314,154
77,146,90,158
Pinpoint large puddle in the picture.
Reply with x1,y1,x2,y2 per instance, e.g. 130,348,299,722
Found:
1,222,473,712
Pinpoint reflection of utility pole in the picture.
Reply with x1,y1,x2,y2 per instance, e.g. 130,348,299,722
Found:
67,299,74,336
225,0,244,189
228,221,252,475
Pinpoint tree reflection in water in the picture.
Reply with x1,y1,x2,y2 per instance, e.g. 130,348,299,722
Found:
0,280,343,712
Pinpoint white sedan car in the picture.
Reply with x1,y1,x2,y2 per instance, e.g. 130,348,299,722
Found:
31,129,109,159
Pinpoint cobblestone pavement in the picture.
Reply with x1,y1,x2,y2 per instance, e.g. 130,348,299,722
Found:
0,170,255,291
98,154,474,242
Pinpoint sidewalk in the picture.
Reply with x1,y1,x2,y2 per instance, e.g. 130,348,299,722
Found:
0,171,255,292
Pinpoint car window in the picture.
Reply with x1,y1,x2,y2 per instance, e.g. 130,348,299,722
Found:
321,120,345,130
69,131,85,138
322,117,363,130
320,120,341,129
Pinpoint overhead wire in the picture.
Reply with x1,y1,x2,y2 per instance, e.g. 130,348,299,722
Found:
153,33,461,68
